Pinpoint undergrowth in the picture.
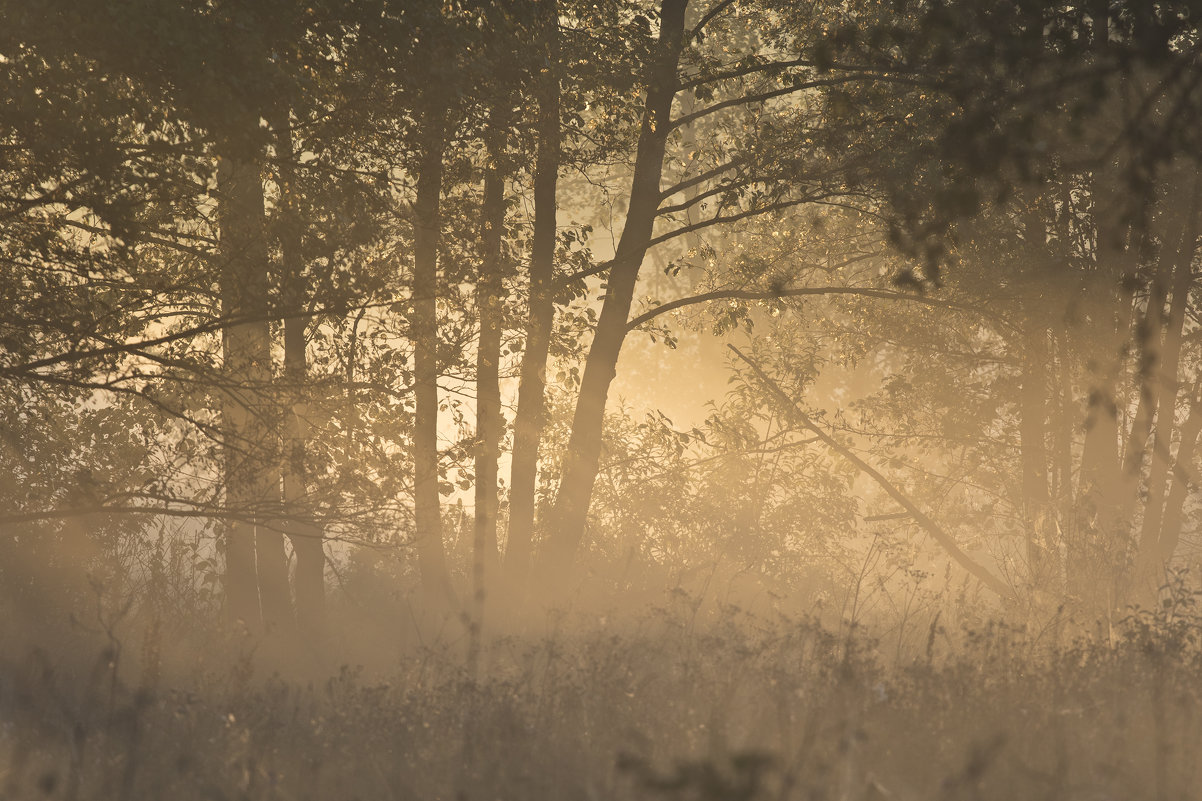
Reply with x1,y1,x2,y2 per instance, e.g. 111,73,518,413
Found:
2,589,1201,801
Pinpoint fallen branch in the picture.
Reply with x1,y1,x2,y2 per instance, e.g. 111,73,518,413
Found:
728,344,1015,600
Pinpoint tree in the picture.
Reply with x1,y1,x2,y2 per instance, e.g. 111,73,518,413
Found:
505,0,563,585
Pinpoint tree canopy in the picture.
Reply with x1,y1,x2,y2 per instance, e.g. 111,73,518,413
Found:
4,0,1202,638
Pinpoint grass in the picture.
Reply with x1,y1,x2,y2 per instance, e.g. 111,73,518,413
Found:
2,585,1202,801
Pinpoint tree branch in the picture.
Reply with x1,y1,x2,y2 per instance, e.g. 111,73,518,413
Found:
556,258,613,286
670,74,930,131
659,157,747,200
680,57,812,91
689,0,737,42
2,302,361,379
647,195,821,247
657,181,744,218
672,83,807,130
627,285,994,331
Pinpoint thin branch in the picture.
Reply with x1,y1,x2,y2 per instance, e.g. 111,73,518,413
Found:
672,83,806,131
638,435,823,483
2,302,364,379
647,196,819,247
627,285,997,331
657,181,744,218
62,218,218,256
0,502,378,544
863,512,913,522
556,258,613,286
680,57,812,91
660,157,747,200
689,0,737,41
671,74,931,131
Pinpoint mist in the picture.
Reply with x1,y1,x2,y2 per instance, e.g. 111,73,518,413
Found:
3,2,1202,799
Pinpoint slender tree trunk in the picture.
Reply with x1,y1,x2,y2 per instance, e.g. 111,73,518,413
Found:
1110,266,1170,569
1116,176,1195,538
1092,0,1109,52
1072,387,1124,608
473,150,507,597
506,0,561,583
1049,179,1078,530
1119,298,1164,479
1137,179,1200,573
1017,198,1058,595
412,112,455,605
1155,384,1202,567
1051,327,1075,522
1071,170,1138,611
1019,323,1057,592
218,148,291,630
276,117,325,632
540,0,689,576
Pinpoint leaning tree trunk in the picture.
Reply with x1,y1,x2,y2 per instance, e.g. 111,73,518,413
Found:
411,111,455,605
276,116,326,632
539,0,690,578
505,0,561,584
217,146,291,631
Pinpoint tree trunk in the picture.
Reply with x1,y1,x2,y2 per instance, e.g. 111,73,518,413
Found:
1116,175,1196,537
217,149,291,630
1070,169,1138,611
1049,180,1078,537
539,0,689,577
506,0,561,584
1137,177,1200,574
1050,327,1075,525
276,117,326,632
1119,299,1163,479
473,154,506,595
1155,384,1202,568
1017,198,1058,595
1091,0,1109,51
411,113,455,605
1019,323,1057,593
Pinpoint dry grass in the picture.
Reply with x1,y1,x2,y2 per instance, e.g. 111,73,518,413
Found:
2,584,1201,801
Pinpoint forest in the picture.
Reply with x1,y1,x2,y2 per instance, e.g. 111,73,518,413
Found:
5,1,1202,799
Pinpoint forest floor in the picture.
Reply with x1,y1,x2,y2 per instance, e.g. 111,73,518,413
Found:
1,590,1201,801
